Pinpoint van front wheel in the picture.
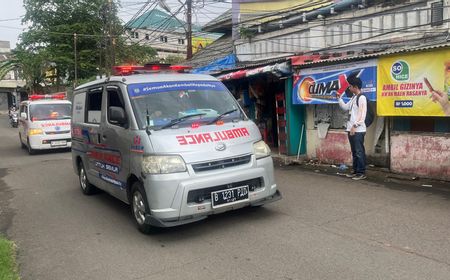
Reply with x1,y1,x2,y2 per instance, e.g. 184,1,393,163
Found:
131,182,154,234
79,162,97,195
27,138,35,155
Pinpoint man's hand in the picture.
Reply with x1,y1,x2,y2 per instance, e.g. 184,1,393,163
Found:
430,90,450,116
350,126,356,136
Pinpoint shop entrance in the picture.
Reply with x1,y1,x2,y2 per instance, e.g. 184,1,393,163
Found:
229,75,287,152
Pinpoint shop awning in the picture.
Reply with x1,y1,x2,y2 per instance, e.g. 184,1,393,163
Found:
216,61,291,81
191,54,237,74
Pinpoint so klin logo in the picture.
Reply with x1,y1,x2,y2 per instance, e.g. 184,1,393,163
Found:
391,60,410,82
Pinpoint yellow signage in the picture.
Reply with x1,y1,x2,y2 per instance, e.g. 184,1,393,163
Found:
377,48,450,117
192,37,214,54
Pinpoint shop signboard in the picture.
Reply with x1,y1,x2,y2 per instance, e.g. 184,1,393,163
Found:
377,48,450,116
292,60,377,105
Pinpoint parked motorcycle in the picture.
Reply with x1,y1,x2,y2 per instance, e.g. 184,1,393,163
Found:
10,112,18,128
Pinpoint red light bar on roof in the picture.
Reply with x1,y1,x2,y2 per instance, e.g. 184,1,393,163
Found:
29,94,66,101
112,64,192,75
170,65,192,72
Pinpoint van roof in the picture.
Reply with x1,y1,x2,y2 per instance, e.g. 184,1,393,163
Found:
74,73,220,91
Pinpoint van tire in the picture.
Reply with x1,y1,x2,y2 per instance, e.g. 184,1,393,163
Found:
27,138,35,155
131,182,155,234
79,162,97,195
19,134,26,149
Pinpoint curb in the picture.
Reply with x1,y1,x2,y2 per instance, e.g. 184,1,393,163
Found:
271,154,450,194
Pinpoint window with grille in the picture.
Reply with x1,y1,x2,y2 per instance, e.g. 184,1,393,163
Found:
431,0,444,26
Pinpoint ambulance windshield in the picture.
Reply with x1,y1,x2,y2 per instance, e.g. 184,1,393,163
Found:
128,81,244,129
30,103,72,121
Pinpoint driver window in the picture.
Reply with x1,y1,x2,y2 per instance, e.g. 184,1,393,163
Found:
20,105,28,120
107,87,126,127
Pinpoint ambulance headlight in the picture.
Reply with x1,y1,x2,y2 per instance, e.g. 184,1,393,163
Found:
142,155,187,174
28,128,44,135
253,140,271,159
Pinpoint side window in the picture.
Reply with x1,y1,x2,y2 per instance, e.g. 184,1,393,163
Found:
86,88,102,124
72,92,86,123
107,87,127,127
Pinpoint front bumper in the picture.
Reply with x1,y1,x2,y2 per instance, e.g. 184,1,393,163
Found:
28,134,72,150
145,190,282,227
142,155,281,227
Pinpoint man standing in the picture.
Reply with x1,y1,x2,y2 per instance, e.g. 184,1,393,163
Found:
338,76,367,180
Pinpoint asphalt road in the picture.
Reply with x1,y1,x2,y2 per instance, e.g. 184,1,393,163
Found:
1,115,450,280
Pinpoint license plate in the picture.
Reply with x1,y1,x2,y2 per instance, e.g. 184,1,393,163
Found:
211,185,249,208
51,140,67,147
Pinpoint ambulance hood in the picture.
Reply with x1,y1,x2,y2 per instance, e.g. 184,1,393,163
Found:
148,120,261,164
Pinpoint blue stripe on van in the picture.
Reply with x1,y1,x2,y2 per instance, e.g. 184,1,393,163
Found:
128,81,227,97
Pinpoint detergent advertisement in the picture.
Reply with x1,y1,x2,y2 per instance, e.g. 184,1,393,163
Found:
292,60,377,105
377,48,450,117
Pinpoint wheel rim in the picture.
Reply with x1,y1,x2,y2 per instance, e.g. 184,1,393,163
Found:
133,191,146,225
80,167,87,190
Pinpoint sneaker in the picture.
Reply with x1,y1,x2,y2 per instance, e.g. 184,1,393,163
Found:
352,174,367,180
346,173,357,178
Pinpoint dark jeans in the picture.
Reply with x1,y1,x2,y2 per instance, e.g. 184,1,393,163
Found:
348,132,366,175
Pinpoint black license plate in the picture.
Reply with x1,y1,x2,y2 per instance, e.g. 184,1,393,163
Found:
211,185,249,208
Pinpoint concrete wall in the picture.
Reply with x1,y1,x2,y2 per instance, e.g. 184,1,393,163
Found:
305,105,380,165
391,133,450,180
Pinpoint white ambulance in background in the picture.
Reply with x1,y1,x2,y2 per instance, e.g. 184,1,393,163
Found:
19,94,72,154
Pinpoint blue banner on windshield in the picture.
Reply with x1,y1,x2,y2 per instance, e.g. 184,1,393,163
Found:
128,81,227,97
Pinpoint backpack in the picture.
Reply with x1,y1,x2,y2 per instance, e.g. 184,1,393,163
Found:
356,94,375,127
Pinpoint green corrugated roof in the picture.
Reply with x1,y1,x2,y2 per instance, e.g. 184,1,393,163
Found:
126,9,186,30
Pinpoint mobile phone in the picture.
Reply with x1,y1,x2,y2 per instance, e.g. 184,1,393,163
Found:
424,77,434,92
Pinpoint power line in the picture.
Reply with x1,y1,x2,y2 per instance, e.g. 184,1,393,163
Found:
0,17,23,22
232,5,449,47
187,17,449,64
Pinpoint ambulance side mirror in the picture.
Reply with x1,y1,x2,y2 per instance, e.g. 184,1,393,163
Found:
109,106,127,127
21,112,27,119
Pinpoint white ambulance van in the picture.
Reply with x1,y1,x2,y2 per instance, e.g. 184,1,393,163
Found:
71,65,281,233
19,94,72,154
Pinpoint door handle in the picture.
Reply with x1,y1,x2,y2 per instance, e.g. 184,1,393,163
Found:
102,134,107,140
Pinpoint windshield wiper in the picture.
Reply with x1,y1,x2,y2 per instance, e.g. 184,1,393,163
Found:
207,109,238,125
158,113,206,130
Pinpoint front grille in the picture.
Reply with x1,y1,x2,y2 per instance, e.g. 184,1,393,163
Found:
192,155,251,173
187,177,263,204
45,130,71,135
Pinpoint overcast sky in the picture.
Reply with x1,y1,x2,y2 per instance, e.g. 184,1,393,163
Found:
0,0,230,48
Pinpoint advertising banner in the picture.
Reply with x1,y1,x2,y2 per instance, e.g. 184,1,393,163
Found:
292,60,377,105
377,48,450,116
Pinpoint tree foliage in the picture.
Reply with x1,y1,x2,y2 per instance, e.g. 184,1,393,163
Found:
11,0,157,90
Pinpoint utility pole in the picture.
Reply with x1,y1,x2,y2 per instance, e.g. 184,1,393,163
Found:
74,33,78,87
186,0,193,59
108,0,116,68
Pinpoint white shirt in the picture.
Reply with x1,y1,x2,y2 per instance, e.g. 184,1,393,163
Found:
338,94,367,132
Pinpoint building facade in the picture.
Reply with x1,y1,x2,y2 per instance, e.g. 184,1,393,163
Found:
125,9,220,59
198,0,450,180
0,41,26,114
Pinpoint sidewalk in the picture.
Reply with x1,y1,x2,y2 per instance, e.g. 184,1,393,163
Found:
271,152,450,194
